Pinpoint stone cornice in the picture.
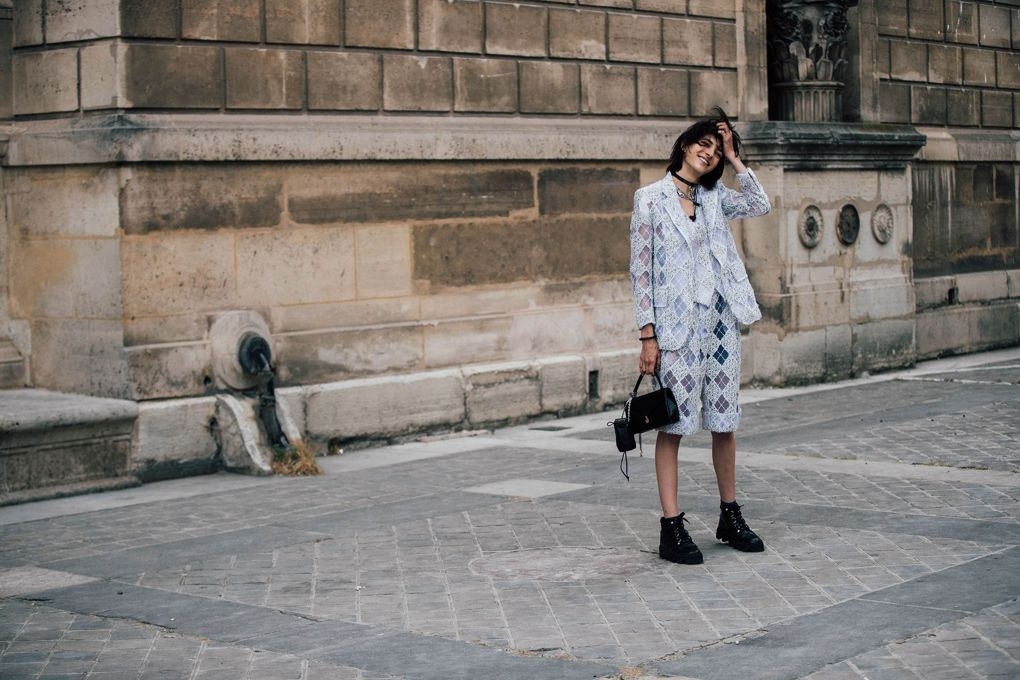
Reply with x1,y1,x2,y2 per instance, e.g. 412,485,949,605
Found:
4,113,690,166
915,127,1020,163
740,121,927,169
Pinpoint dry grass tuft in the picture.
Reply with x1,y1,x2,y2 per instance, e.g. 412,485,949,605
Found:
271,440,322,476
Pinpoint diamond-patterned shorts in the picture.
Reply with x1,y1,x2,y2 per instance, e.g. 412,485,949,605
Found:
657,292,741,436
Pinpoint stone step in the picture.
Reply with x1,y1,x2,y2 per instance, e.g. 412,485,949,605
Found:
0,339,27,390
0,389,140,505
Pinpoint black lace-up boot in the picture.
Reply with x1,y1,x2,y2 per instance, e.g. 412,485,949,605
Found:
659,513,704,565
716,502,764,552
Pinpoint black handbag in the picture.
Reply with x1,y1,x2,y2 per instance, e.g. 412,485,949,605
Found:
609,373,680,479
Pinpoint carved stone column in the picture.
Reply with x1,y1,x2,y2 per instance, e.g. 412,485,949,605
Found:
766,0,858,121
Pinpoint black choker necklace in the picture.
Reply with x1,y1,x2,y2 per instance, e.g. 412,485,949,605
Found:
672,172,699,188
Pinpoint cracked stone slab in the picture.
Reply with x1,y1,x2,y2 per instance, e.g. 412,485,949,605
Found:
0,566,96,598
464,479,590,498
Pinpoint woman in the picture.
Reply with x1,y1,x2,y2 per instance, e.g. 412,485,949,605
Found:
629,108,770,565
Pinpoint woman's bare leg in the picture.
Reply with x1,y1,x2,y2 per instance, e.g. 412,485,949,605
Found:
655,431,683,517
711,431,736,503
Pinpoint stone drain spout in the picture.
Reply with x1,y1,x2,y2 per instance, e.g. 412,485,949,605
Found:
209,311,303,475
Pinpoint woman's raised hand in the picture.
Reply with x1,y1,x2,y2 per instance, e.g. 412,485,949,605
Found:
717,122,738,162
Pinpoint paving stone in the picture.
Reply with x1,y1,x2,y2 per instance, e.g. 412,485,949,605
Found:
1,354,1018,678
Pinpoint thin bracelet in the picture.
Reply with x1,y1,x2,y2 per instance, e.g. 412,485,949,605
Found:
639,335,657,342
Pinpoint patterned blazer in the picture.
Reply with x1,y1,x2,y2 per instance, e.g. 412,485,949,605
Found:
629,170,771,351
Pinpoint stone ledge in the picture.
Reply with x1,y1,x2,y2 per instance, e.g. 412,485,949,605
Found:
916,127,1020,163
740,121,927,170
0,389,137,433
916,270,1020,310
0,389,138,502
916,301,1020,360
5,113,685,166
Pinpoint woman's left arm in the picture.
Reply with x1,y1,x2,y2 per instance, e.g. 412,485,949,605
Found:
717,122,771,220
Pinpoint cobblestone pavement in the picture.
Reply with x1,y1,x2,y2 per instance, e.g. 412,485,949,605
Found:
1,350,1018,680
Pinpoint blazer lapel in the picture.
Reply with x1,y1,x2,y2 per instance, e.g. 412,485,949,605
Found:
655,175,692,249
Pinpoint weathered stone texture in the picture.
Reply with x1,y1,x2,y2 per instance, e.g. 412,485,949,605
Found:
13,50,78,115
688,0,734,20
121,232,236,317
982,90,1013,126
126,343,213,400
663,18,713,67
637,68,689,116
81,41,125,110
10,168,120,238
10,239,122,320
30,319,132,399
0,17,12,120
307,51,380,111
538,167,639,216
913,163,1020,277
907,0,943,41
963,48,996,87
889,40,927,82
997,51,1020,89
305,371,464,441
927,45,961,85
225,48,304,110
947,88,981,126
520,62,579,113
383,55,452,112
911,86,946,125
346,0,414,49
879,81,911,123
355,225,412,299
121,0,178,38
182,0,261,42
420,0,483,53
714,22,737,69
43,0,118,43
876,0,908,38
125,44,222,109
581,65,635,115
121,165,282,234
690,70,737,116
454,58,517,113
275,326,424,385
609,13,661,63
288,167,532,224
945,0,979,45
636,0,685,13
978,4,1011,48
266,0,341,45
13,0,43,46
485,3,547,57
412,216,629,289
235,227,357,307
549,9,605,60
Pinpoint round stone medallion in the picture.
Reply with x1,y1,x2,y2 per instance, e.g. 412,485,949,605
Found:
469,547,659,582
799,205,823,248
871,204,894,244
837,203,860,246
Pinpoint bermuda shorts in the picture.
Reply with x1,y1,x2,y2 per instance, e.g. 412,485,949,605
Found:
656,292,742,436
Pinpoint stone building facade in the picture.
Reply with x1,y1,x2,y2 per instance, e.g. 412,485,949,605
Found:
0,0,1017,483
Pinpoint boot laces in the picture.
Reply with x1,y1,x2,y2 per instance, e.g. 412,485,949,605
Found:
724,504,751,534
671,513,694,543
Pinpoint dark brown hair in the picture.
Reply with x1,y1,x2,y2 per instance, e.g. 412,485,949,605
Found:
666,107,741,190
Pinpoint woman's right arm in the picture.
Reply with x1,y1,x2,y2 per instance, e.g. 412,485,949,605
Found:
630,192,655,330
630,192,659,374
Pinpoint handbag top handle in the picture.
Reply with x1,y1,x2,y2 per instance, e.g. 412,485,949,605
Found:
631,372,664,396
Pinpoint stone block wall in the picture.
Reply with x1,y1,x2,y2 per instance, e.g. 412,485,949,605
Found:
914,161,1019,276
11,0,741,120
876,0,1019,127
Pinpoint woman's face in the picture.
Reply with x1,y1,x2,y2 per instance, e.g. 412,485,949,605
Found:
682,134,723,178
